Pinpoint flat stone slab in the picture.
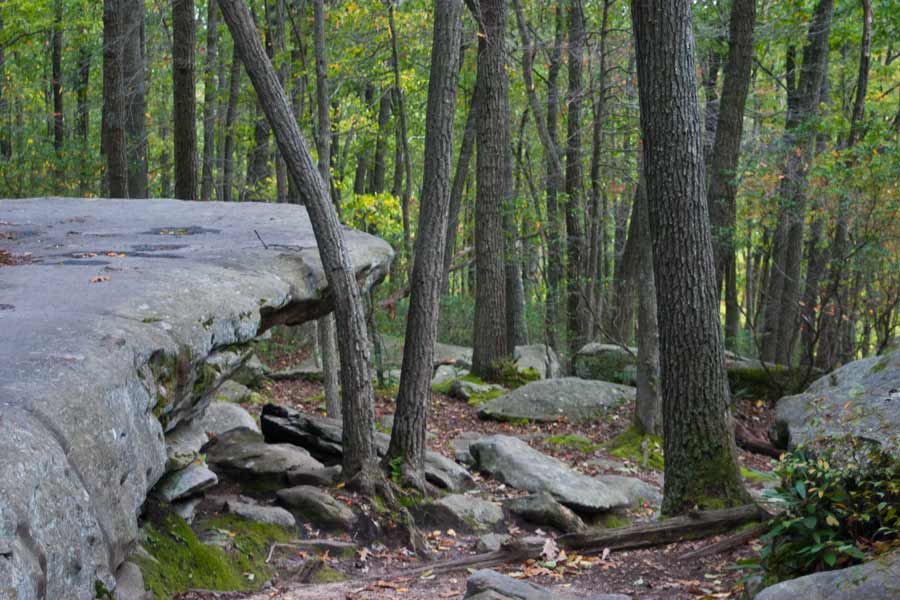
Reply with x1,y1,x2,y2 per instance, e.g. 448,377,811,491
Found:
478,377,634,423
753,551,899,600
0,198,392,597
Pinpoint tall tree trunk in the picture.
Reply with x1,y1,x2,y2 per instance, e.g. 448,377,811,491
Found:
219,0,379,484
122,0,148,198
707,0,756,349
103,0,128,198
75,45,91,194
388,5,413,261
0,8,9,161
51,0,64,170
352,85,373,196
760,0,834,365
633,171,660,436
471,0,510,378
173,0,198,200
443,89,477,293
631,0,749,515
702,46,722,169
273,0,289,203
201,0,219,201
564,0,589,360
384,0,463,490
368,87,392,194
222,44,241,203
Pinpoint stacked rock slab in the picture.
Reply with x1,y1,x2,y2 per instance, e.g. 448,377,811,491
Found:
0,198,393,598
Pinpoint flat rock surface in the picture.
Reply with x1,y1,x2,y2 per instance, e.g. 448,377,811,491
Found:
469,435,629,513
0,198,392,598
478,378,634,423
753,551,899,600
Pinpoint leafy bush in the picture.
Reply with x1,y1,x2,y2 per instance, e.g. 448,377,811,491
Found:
756,437,900,582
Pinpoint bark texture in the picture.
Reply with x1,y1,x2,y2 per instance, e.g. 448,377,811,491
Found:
200,0,219,201
122,0,148,198
631,0,749,515
173,0,198,200
103,0,128,198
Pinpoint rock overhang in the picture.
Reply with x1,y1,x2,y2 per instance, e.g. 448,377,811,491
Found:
0,197,393,598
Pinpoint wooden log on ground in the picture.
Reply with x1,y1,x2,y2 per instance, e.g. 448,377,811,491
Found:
735,421,782,458
677,523,768,562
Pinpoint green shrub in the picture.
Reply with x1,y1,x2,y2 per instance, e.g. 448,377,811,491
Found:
755,437,900,582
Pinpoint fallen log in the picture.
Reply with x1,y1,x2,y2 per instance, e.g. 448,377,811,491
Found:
402,504,770,575
677,523,768,562
735,421,782,458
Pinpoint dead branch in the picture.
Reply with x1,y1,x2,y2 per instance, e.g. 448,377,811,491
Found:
677,523,768,562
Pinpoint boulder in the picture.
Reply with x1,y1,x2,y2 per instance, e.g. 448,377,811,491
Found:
464,569,631,600
225,501,297,529
433,364,470,385
164,419,210,472
450,379,504,402
0,198,393,598
196,401,260,437
469,435,629,513
261,404,476,491
594,475,662,508
275,485,356,530
574,343,638,385
172,497,202,524
476,533,511,553
114,561,150,600
419,494,504,533
513,344,561,379
155,463,218,503
231,354,271,388
286,465,342,487
478,378,634,423
213,379,253,404
504,493,586,533
771,348,900,457
753,551,900,600
452,431,485,466
203,428,324,491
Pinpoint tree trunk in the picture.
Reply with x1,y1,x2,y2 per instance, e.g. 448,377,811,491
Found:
75,45,91,194
443,89,477,294
318,314,340,418
173,0,198,200
219,0,379,484
122,0,148,198
384,0,463,490
471,0,510,378
103,0,128,198
0,9,8,161
201,0,219,201
702,46,722,169
631,0,749,515
633,171,660,436
50,0,64,167
368,87,392,194
707,0,756,349
222,44,241,203
273,0,289,203
388,6,413,262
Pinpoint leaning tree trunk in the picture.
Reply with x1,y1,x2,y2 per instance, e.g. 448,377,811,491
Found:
384,0,463,490
442,89,477,294
218,0,379,484
471,0,511,378
631,0,750,515
173,0,198,200
222,44,241,203
103,0,128,198
707,0,756,349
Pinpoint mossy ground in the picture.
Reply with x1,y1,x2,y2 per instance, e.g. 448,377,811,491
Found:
134,510,294,599
606,427,665,471
431,374,506,406
546,434,601,453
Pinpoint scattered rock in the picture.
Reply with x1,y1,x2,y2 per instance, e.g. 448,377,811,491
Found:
478,378,634,423
225,500,296,529
452,431,485,466
753,551,899,600
476,533,511,553
574,343,637,385
420,494,504,533
171,497,202,524
504,493,586,533
433,364,470,385
594,475,662,508
464,569,631,599
513,344,561,379
262,404,476,492
214,379,253,404
286,465,342,487
114,561,149,600
164,420,210,472
231,353,271,388
771,348,900,457
197,401,260,437
155,462,218,503
204,428,324,491
469,435,629,513
276,485,357,530
450,380,504,402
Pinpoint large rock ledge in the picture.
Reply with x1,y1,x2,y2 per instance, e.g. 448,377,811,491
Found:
0,198,393,598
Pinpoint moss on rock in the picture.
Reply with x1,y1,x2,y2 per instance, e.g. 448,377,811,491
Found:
606,427,665,471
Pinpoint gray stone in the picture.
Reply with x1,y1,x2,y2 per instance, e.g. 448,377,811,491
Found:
286,464,342,487
225,501,297,529
276,485,356,530
452,431,485,466
0,197,392,598
433,364,470,385
450,379,504,401
594,475,662,509
231,354,271,388
204,428,324,491
753,551,900,600
504,493,586,533
197,401,260,437
383,336,472,370
469,435,629,513
155,462,218,502
574,343,638,385
172,497,202,524
513,344,561,379
214,379,252,404
114,561,149,600
424,494,504,533
772,348,900,457
464,569,631,600
476,533,511,553
478,377,634,423
164,419,210,472
262,404,475,492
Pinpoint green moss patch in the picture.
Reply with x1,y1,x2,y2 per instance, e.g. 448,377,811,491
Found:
546,434,601,453
740,466,778,483
606,427,665,471
134,511,294,599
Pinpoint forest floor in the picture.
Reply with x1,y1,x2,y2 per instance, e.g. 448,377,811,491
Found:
175,348,778,600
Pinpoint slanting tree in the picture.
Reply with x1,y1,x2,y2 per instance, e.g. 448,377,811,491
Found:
384,0,463,491
631,0,750,515
218,0,378,485
102,0,128,198
173,0,198,200
471,0,511,378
